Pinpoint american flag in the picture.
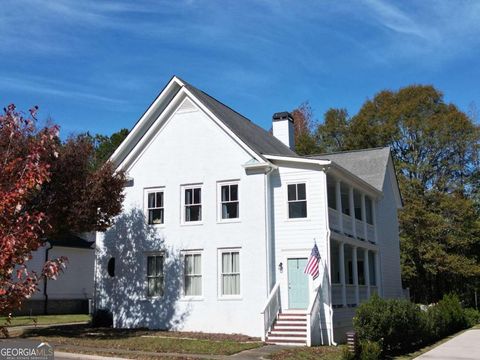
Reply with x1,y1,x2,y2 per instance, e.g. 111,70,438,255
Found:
304,243,321,280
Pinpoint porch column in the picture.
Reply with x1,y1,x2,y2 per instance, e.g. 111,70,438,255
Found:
375,251,382,296
335,180,343,233
361,194,367,241
352,245,359,305
339,242,347,307
364,249,370,298
349,186,357,238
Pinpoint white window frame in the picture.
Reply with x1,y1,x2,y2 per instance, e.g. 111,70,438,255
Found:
181,184,203,225
146,252,165,298
181,250,203,300
218,248,242,300
217,180,240,223
286,182,308,220
144,187,165,226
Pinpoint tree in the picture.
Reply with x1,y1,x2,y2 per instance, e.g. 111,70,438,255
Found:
86,129,129,169
316,108,350,153
291,102,321,155
0,105,125,332
295,85,480,303
0,105,65,333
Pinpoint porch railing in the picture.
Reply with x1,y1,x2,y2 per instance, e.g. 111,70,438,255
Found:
367,224,375,243
331,283,343,306
355,219,365,240
342,214,354,237
359,285,368,303
260,282,281,341
328,208,341,233
346,284,356,306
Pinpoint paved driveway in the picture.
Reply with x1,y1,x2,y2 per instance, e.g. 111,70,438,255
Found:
416,329,480,360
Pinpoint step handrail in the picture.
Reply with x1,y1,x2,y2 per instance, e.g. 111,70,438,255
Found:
260,281,281,341
306,287,321,346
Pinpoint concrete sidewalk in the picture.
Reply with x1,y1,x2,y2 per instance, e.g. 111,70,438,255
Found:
416,329,480,360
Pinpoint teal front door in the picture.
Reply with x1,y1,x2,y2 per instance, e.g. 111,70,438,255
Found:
287,258,309,309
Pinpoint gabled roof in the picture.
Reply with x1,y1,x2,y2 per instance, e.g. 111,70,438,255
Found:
47,233,94,249
110,76,297,169
306,147,391,192
181,80,297,157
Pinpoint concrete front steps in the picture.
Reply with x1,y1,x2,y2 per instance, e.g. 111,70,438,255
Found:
265,312,307,346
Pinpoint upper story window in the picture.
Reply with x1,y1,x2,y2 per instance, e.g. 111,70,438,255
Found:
219,182,239,221
327,175,337,210
287,183,307,218
184,252,202,297
365,196,374,225
340,183,350,215
147,254,164,297
146,189,164,225
353,190,362,220
183,185,202,223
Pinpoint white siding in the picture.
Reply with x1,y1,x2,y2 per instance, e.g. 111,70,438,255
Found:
377,158,403,299
28,245,94,300
96,96,268,337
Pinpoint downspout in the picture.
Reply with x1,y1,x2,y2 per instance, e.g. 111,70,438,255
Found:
322,168,337,346
264,164,276,295
43,242,53,315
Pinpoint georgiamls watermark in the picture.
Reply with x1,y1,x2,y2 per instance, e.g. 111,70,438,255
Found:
0,340,53,360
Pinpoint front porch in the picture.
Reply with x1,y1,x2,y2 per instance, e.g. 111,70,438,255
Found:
330,235,381,308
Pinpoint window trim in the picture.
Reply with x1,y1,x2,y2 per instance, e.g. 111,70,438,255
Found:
181,184,203,225
217,180,240,223
181,250,204,300
217,248,242,300
144,187,165,227
286,182,308,220
145,252,165,298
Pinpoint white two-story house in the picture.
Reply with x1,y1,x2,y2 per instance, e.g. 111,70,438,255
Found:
94,76,403,346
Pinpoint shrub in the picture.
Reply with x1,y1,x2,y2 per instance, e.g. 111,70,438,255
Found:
340,346,355,360
359,340,382,360
424,294,467,340
464,308,480,327
91,309,113,327
353,294,424,354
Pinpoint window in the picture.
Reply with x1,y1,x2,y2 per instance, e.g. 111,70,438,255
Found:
340,183,350,215
357,260,365,285
354,190,362,220
219,183,239,220
107,258,115,277
147,254,164,297
146,190,164,225
220,250,240,296
369,251,376,286
327,175,337,210
365,197,374,225
184,253,202,296
184,186,202,222
287,183,307,218
330,242,340,284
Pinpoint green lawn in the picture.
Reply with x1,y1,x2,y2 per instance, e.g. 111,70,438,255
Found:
20,324,262,356
268,345,346,360
1,314,90,327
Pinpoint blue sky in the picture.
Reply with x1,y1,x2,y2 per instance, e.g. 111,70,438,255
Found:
1,0,480,136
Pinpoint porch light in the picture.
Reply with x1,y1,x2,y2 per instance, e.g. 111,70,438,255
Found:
278,262,283,273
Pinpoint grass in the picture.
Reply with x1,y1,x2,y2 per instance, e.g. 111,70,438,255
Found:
268,345,346,360
0,314,91,327
20,324,262,356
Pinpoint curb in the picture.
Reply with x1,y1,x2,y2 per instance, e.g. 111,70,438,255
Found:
55,352,131,360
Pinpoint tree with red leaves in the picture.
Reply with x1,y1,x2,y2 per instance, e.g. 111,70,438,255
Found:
0,105,125,334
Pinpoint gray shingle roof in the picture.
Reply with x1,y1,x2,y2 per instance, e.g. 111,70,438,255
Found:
307,147,391,191
182,81,298,158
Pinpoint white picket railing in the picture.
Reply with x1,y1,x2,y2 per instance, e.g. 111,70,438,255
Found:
355,219,365,240
260,282,281,341
328,208,341,232
343,214,354,237
367,224,375,243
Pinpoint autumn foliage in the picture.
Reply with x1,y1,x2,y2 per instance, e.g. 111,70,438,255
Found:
0,105,125,333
